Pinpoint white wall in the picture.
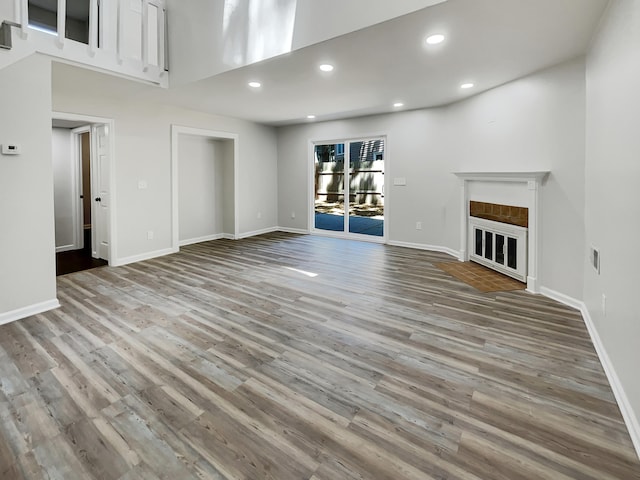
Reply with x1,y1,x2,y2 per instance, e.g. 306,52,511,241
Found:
178,135,233,242
277,111,453,243
291,0,445,50
585,0,640,451
0,2,16,22
52,127,76,250
446,59,586,298
166,0,443,86
0,55,57,318
277,59,586,297
221,140,235,234
52,63,278,263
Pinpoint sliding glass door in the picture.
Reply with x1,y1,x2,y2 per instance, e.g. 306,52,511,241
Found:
313,138,384,238
314,143,345,232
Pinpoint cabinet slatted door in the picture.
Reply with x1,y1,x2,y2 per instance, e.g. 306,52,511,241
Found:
469,218,527,282
475,229,483,256
496,234,505,265
507,237,517,269
484,231,493,261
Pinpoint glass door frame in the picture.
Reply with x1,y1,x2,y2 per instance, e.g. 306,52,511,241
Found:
308,135,388,243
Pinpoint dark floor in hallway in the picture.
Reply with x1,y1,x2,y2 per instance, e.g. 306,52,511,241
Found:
56,229,107,276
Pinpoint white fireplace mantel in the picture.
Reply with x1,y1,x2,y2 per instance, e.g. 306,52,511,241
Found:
453,171,550,183
453,171,550,293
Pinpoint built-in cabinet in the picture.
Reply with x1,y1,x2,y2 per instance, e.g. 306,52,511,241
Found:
469,217,528,282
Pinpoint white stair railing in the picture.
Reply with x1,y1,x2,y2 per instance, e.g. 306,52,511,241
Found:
6,0,166,84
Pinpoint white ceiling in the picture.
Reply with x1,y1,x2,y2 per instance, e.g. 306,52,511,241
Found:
166,0,446,85
53,0,610,127
161,0,609,126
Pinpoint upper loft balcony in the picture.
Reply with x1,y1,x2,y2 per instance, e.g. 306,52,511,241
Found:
1,0,167,87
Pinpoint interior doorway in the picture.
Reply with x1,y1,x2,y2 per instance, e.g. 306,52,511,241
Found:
312,137,386,240
52,113,114,275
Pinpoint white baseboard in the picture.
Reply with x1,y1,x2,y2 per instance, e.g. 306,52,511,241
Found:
277,227,309,235
222,233,235,240
235,226,279,240
112,247,178,267
539,287,583,310
0,299,60,326
526,275,539,295
179,233,225,247
540,286,640,460
387,240,461,260
56,244,77,253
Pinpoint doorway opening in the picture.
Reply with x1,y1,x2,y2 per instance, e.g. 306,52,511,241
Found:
312,137,386,240
52,114,114,275
171,126,238,250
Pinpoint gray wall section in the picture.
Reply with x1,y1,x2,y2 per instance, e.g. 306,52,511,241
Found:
52,63,278,261
0,55,56,314
52,127,75,249
277,59,586,299
221,139,235,235
178,135,233,242
585,0,640,447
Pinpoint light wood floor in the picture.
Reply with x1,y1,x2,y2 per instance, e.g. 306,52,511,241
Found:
1,233,639,479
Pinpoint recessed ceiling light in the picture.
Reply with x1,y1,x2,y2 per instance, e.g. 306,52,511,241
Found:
319,64,334,72
426,34,445,45
393,102,404,108
307,115,316,119
248,81,261,88
460,83,474,89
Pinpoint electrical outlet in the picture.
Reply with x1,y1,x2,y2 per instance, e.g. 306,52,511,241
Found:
291,211,296,219
147,230,154,240
257,211,262,219
602,294,606,316
416,221,422,230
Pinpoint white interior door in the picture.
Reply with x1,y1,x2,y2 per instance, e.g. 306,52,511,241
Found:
92,124,110,261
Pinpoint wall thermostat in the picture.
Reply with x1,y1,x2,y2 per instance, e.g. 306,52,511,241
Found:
1,144,21,155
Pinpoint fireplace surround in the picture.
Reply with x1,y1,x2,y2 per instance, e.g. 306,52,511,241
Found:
454,171,550,293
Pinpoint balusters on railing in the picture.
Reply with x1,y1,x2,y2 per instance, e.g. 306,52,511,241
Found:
141,0,149,71
159,6,167,73
88,0,98,56
18,0,27,38
14,0,166,78
117,0,124,64
56,0,66,47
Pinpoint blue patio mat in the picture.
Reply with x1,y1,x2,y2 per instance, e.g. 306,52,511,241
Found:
315,212,383,237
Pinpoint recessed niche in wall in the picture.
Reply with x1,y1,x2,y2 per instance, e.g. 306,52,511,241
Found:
172,126,238,248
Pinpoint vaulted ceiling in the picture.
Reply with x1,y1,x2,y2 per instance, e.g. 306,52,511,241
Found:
54,0,610,126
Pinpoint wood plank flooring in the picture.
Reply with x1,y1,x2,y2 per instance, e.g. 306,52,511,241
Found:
1,232,638,479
